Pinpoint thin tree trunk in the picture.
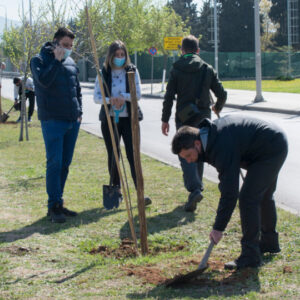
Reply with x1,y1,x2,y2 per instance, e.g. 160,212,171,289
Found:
128,72,148,255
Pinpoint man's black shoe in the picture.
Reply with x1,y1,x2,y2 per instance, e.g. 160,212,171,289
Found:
184,190,203,212
60,205,78,217
224,256,261,270
47,205,66,223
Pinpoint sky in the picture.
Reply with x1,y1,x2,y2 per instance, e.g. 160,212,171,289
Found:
0,0,206,22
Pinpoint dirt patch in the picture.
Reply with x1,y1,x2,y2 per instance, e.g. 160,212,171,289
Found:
122,258,257,288
283,266,293,273
0,245,36,256
0,121,18,125
163,260,257,288
90,239,138,258
89,239,187,259
123,265,167,285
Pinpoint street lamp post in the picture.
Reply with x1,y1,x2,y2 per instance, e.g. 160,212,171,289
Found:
253,0,264,103
213,0,218,75
29,0,32,26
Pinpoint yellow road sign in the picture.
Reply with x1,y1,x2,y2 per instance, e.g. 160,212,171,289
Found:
164,37,183,50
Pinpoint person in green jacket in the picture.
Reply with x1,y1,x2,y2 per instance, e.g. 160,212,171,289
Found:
161,35,227,212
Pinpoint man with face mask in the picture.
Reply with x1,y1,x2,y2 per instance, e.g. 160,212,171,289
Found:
30,27,82,223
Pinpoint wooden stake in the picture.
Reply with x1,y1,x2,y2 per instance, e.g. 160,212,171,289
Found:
85,5,138,250
128,72,148,255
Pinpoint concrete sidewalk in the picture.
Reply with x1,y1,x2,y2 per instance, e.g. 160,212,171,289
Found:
81,81,300,116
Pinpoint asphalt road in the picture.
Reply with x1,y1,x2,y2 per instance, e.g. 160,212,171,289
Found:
1,79,299,214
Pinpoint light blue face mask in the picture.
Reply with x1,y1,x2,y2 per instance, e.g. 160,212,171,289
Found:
113,57,125,67
63,48,72,60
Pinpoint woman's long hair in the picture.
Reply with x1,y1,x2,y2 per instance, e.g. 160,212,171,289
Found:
104,40,131,70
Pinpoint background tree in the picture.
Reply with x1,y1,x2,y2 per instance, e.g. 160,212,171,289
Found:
1,0,68,140
167,0,201,38
218,0,255,52
269,0,287,48
75,0,189,56
260,0,279,50
198,0,214,51
269,0,300,50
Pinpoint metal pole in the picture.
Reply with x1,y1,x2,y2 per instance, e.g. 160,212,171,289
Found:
253,0,264,103
151,55,153,95
214,0,218,74
51,0,55,27
287,0,292,76
29,0,32,26
134,51,137,68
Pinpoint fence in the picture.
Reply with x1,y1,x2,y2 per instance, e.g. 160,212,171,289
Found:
77,51,300,82
3,51,299,82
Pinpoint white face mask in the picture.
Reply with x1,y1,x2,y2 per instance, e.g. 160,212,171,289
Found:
63,48,72,60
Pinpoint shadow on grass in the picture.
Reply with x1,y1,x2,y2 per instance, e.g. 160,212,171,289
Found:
120,205,195,239
53,263,97,284
127,268,260,299
0,208,124,244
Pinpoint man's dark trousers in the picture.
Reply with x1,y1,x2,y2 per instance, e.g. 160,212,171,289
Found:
41,120,80,209
26,91,35,119
239,133,288,262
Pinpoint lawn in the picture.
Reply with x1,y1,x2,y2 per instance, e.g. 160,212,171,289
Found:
0,98,299,299
222,78,300,93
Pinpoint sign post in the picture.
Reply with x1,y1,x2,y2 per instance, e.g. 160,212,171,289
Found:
148,47,157,95
162,37,183,90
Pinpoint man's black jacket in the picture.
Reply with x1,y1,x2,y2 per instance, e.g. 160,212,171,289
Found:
199,115,288,232
162,54,227,124
30,42,82,121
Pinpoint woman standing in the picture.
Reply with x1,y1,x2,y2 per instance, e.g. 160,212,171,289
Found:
94,40,151,207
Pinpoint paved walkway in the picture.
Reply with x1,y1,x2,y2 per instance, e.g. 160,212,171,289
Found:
81,81,300,116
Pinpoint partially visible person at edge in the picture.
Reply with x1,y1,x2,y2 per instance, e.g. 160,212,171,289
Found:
93,40,151,207
171,115,288,270
161,35,227,212
30,27,82,223
13,76,35,122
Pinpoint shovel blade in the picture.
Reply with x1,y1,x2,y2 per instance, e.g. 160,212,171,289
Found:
0,113,9,123
103,185,121,210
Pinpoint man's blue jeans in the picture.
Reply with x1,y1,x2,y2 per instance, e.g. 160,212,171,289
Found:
41,120,80,209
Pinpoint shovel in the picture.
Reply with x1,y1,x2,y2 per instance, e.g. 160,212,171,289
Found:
165,240,215,287
0,104,16,123
103,184,122,210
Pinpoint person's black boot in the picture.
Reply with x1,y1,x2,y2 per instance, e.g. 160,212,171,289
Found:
47,204,66,223
184,189,203,212
260,232,281,254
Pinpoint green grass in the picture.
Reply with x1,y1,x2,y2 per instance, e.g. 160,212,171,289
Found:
222,78,300,93
0,98,299,299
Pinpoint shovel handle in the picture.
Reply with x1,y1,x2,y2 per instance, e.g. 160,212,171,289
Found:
197,240,215,270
